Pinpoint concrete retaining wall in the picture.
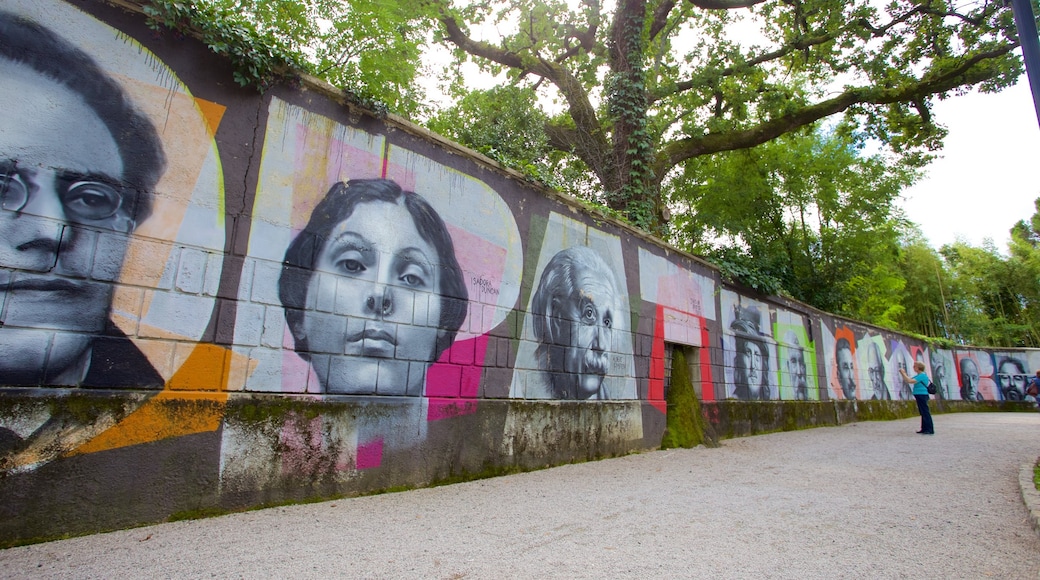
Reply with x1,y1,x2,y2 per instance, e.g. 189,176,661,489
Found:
0,0,1036,545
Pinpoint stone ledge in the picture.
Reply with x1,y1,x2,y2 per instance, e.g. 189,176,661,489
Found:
1018,460,1040,537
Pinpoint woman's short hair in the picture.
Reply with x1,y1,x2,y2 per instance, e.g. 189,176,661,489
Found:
913,361,926,373
278,179,468,360
0,11,166,223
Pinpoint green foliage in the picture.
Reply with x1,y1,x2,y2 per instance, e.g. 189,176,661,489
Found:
143,0,307,91
889,198,1040,348
428,85,553,180
893,233,953,339
940,227,1040,347
144,0,433,115
670,125,916,322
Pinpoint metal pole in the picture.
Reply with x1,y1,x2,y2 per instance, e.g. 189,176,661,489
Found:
1010,0,1040,128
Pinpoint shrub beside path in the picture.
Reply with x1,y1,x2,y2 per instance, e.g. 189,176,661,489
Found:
2,412,1039,579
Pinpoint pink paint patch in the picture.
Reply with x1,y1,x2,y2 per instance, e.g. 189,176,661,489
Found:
426,335,490,421
657,272,703,316
289,125,382,230
356,437,384,470
699,325,715,402
279,415,324,475
649,304,667,414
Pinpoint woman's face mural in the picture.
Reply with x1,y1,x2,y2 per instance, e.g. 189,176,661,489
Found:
280,179,467,397
303,199,443,394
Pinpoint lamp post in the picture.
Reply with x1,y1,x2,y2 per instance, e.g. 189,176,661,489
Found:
1009,0,1040,128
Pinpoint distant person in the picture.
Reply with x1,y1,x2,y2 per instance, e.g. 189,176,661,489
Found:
1027,371,1040,408
959,357,983,401
900,361,934,435
529,246,619,400
0,12,166,387
835,338,856,400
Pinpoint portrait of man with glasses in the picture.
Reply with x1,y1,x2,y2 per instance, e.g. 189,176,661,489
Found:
0,11,166,387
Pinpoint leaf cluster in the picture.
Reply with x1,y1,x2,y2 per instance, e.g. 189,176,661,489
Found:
143,0,307,91
144,0,435,115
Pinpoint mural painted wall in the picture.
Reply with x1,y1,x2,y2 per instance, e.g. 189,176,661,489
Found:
1,0,1038,543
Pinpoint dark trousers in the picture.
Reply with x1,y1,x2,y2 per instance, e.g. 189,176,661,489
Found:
914,394,934,433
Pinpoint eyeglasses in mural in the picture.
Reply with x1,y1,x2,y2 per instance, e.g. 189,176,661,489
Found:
0,1,227,472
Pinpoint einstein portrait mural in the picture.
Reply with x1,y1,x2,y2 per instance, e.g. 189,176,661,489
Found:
510,213,636,400
1,1,226,472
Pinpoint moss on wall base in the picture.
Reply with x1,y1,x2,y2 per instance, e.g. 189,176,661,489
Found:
1,391,1035,547
661,349,716,449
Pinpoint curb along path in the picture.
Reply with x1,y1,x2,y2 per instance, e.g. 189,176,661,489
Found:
2,413,1039,579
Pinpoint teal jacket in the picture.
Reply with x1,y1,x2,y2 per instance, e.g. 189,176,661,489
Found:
911,372,930,396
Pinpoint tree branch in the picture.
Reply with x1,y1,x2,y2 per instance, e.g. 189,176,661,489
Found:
439,6,613,182
655,44,1018,177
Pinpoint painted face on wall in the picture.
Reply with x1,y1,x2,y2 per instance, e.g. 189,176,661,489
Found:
997,359,1027,399
735,338,766,399
558,267,615,399
930,352,946,393
836,344,856,400
303,200,443,394
787,347,807,393
867,343,888,400
0,58,134,383
960,358,980,401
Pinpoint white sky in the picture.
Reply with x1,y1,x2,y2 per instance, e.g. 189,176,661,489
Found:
899,79,1040,252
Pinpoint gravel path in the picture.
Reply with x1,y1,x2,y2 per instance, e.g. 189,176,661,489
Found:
3,412,1039,579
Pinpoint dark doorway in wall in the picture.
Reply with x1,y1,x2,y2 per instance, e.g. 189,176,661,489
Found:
664,342,701,400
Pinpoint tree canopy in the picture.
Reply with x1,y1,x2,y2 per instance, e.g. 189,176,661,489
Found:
431,0,1024,232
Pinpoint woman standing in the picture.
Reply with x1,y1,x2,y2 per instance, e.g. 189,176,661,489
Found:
900,362,934,435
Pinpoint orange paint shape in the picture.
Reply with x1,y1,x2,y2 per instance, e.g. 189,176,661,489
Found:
195,97,226,138
167,342,235,391
71,391,226,456
69,344,248,456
